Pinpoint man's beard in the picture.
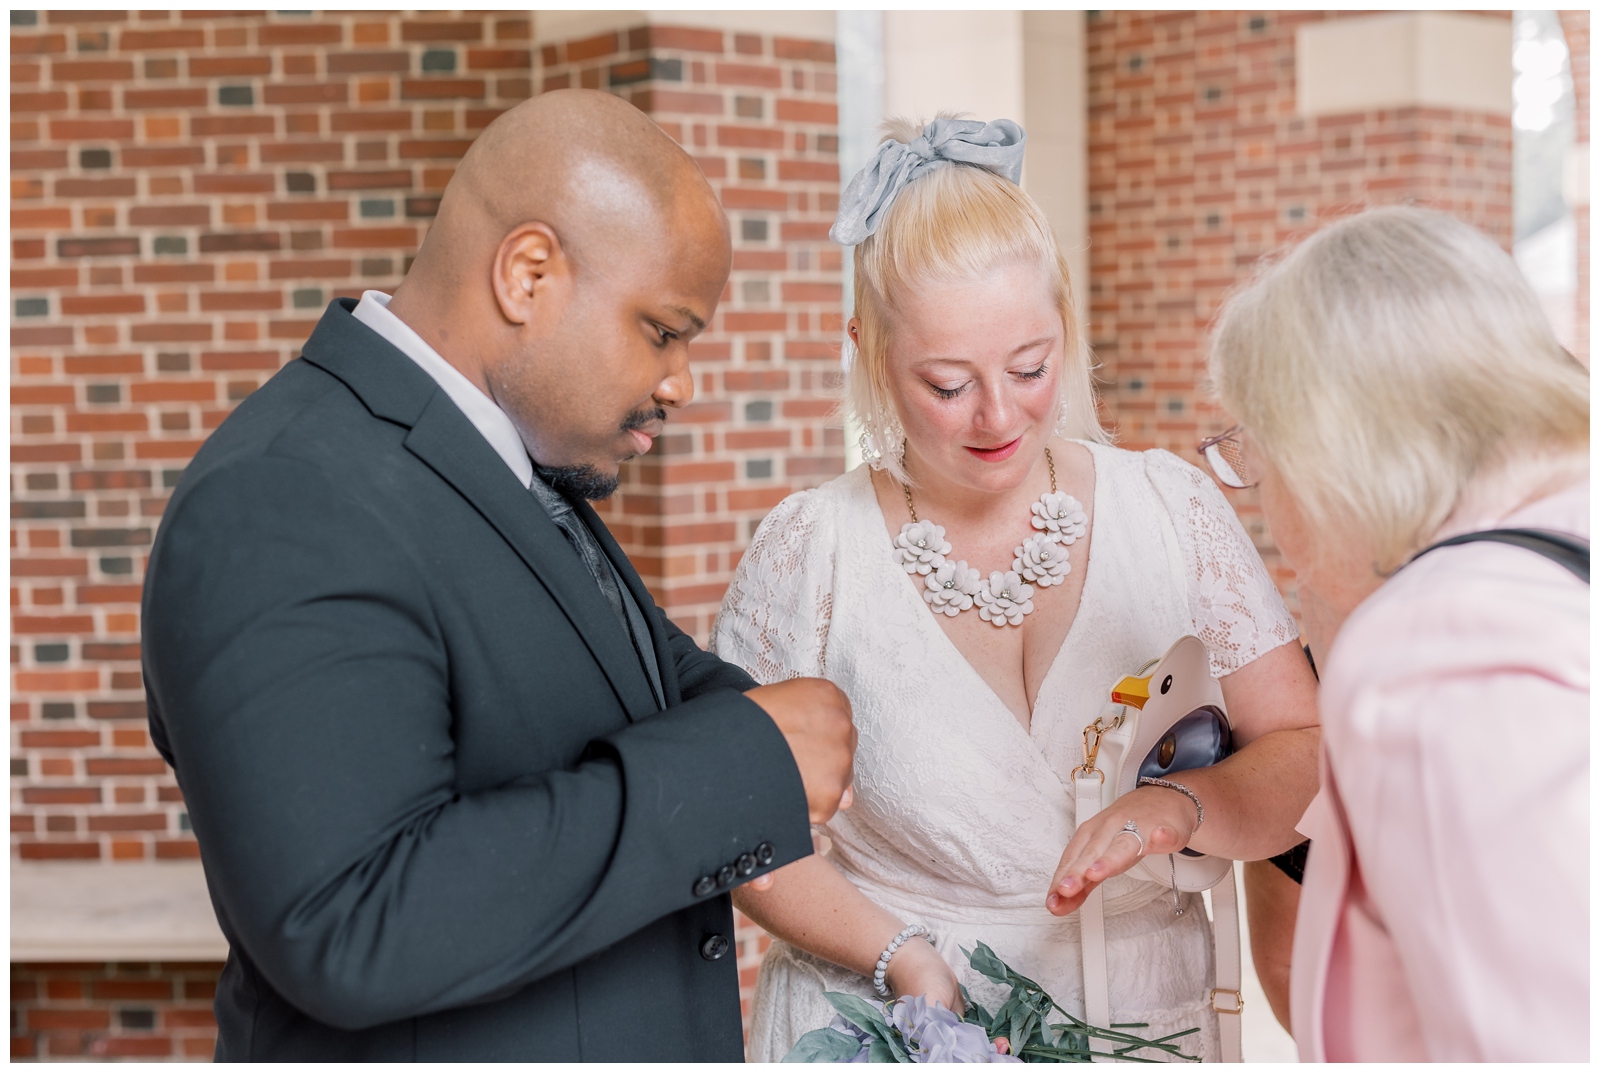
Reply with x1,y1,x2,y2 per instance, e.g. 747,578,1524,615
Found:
537,463,619,502
535,405,666,502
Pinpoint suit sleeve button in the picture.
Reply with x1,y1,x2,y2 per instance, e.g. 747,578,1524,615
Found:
700,933,730,961
755,841,775,866
692,875,716,897
736,853,756,876
716,864,736,887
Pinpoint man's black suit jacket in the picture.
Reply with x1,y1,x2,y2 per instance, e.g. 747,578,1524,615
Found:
142,300,812,1061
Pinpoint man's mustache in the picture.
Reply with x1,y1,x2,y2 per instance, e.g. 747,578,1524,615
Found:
621,406,667,433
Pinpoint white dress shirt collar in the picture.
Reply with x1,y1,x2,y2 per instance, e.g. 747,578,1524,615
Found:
351,290,534,488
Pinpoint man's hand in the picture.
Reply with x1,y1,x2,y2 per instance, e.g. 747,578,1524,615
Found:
745,678,856,825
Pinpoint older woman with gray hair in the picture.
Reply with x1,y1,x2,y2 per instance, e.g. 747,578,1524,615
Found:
1206,205,1589,1061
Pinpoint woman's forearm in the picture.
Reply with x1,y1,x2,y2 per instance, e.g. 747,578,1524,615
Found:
732,853,908,978
1174,725,1320,861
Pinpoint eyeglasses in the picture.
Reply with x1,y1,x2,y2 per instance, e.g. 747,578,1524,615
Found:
1197,425,1256,489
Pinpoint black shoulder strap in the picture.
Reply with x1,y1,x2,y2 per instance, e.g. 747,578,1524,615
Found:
1409,528,1590,584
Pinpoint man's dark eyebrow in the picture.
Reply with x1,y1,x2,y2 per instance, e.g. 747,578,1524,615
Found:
667,305,706,332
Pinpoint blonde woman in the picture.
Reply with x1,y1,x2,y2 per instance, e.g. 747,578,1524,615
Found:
1208,206,1589,1061
710,118,1320,1061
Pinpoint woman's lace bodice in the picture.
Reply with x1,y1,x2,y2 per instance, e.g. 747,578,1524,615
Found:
710,442,1299,1061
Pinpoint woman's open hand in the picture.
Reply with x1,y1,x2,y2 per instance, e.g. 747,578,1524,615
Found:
1044,785,1197,916
885,937,965,1015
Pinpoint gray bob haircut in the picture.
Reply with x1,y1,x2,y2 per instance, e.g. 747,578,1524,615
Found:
1209,205,1589,573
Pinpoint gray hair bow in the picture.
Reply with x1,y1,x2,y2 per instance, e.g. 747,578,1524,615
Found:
830,117,1027,246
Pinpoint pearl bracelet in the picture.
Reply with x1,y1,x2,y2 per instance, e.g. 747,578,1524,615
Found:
1138,776,1204,830
872,924,931,997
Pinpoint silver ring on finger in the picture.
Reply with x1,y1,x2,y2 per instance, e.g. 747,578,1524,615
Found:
1118,819,1146,856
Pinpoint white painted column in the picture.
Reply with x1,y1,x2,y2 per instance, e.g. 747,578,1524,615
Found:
882,10,1024,124
1022,11,1089,318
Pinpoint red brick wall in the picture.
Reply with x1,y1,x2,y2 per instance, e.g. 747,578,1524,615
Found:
1085,10,1515,598
11,961,221,1061
537,24,847,640
1559,9,1589,364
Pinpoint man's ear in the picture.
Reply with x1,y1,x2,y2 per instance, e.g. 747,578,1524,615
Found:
490,222,567,327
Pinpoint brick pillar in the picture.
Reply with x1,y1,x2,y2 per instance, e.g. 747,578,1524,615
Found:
537,25,846,642
1086,10,1514,597
1559,10,1589,364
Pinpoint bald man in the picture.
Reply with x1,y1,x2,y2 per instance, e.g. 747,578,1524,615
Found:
142,90,855,1061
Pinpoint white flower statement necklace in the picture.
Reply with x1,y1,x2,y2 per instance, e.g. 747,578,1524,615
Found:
891,447,1088,628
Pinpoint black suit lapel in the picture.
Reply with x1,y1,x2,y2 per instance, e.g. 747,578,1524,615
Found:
299,299,659,722
403,394,659,723
572,497,680,707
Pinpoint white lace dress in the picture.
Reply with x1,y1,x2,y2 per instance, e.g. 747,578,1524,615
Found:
710,442,1299,1062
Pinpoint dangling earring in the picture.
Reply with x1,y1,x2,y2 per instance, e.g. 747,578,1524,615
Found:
859,411,905,470
1053,390,1074,439
858,429,885,469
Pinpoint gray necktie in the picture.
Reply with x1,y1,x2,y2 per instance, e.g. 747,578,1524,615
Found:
527,475,664,709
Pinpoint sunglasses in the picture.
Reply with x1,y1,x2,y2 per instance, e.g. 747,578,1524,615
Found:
1196,425,1256,489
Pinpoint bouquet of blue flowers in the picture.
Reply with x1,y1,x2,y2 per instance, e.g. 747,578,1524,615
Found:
783,942,1200,1063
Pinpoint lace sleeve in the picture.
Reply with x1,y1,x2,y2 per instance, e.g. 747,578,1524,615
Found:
1143,449,1300,677
708,488,834,684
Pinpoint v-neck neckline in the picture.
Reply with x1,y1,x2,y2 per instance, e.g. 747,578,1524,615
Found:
858,440,1107,746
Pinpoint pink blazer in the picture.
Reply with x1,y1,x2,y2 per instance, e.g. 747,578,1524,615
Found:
1291,481,1590,1062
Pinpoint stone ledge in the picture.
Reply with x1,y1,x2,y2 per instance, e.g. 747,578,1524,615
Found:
533,10,836,47
1297,12,1513,118
11,861,228,962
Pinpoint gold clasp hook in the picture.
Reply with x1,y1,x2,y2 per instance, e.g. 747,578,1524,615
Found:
1079,720,1105,778
1079,664,1154,780
1076,711,1125,779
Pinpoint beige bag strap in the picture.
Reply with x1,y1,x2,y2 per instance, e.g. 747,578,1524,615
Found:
1073,770,1112,1056
1210,864,1244,1063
